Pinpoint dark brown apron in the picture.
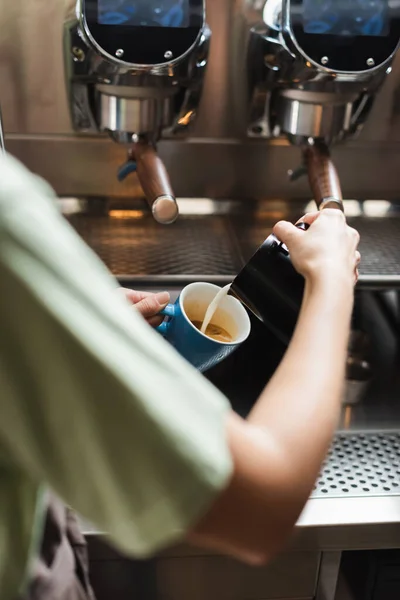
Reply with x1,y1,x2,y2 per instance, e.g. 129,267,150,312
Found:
16,494,96,600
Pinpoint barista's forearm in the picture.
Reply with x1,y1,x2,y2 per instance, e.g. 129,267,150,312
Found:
248,273,354,493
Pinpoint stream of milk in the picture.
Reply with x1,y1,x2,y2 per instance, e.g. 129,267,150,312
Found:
200,284,231,334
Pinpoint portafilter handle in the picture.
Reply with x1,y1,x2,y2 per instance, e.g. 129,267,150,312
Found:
302,142,344,212
130,142,179,225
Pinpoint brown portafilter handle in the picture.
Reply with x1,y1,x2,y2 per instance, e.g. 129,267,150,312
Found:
302,143,344,212
130,142,179,225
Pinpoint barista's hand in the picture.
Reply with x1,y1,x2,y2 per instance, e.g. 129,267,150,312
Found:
118,289,170,327
273,210,360,286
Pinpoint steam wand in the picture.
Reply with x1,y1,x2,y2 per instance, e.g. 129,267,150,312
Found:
118,137,179,225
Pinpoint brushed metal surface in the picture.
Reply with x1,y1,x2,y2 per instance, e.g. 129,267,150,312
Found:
98,95,173,136
6,136,400,201
1,1,400,198
279,96,354,139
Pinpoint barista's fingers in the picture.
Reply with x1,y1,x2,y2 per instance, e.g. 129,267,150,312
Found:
354,252,361,285
118,289,153,304
118,288,170,317
352,229,361,247
273,220,301,245
134,292,170,319
147,315,164,328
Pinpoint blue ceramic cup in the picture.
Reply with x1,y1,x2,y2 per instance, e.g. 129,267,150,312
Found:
157,282,251,372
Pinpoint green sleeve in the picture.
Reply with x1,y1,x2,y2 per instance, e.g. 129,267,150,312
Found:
0,154,233,558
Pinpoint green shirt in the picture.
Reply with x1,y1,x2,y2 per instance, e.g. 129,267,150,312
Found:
0,154,233,599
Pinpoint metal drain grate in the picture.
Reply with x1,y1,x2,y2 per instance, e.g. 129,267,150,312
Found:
67,213,243,277
313,432,400,498
67,210,400,284
348,217,400,277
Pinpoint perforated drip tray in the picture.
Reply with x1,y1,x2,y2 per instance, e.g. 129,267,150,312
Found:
67,211,243,277
313,432,400,499
65,203,400,287
345,217,400,282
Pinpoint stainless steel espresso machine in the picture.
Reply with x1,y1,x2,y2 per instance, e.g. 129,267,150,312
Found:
64,0,210,224
248,0,400,206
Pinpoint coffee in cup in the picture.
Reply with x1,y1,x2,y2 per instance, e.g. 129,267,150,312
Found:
191,320,233,343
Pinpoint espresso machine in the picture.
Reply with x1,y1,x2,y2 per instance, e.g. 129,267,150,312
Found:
248,0,400,206
238,1,400,404
64,0,210,224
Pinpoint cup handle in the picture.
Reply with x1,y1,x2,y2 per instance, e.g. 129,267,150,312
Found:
156,304,175,336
